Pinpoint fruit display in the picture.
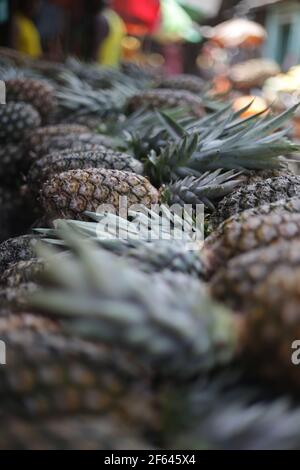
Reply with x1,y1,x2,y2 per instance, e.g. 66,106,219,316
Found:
2,53,300,450
229,58,280,90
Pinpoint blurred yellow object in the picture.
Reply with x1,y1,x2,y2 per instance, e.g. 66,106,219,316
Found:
232,96,268,118
97,9,126,67
15,13,42,58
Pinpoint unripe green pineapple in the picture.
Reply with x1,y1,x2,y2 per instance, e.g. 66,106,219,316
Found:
0,102,41,143
40,168,159,220
28,149,144,193
5,78,57,123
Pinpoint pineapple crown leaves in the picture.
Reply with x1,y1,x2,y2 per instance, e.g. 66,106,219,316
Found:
32,224,237,379
35,206,199,252
149,103,300,180
168,374,300,450
163,169,244,210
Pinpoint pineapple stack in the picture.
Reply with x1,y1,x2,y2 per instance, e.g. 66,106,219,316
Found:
3,54,300,450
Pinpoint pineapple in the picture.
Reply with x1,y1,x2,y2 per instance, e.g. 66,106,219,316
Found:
209,238,300,390
209,175,300,230
36,208,205,278
115,242,204,277
26,125,90,148
128,89,204,117
0,416,152,450
0,235,38,274
161,170,243,210
1,259,44,288
168,375,300,450
0,103,41,143
28,149,144,193
32,228,236,379
155,75,204,94
0,282,39,311
0,143,25,185
27,132,115,161
5,79,57,123
203,211,300,277
145,105,299,185
0,328,157,428
40,168,159,221
210,238,300,311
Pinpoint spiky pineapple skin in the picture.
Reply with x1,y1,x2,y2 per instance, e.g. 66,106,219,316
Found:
26,125,90,148
0,282,39,310
0,328,157,425
5,79,57,123
128,89,204,117
155,75,204,94
209,238,300,389
28,149,144,193
0,102,41,142
210,239,300,311
27,133,115,161
0,143,25,185
203,212,300,277
0,416,152,450
0,235,38,274
1,259,44,288
40,168,159,220
209,176,300,230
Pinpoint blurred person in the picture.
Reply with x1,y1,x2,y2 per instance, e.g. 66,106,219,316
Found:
88,0,126,67
12,0,42,58
36,0,65,60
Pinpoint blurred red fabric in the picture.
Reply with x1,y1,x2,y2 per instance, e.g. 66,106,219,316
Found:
113,0,160,33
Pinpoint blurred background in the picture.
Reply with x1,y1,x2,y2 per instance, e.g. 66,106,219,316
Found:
2,1,300,121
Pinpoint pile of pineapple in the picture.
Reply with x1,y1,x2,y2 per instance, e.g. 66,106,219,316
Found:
2,50,300,449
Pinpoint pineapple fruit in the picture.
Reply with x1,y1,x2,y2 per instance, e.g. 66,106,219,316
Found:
209,239,300,390
26,125,90,148
26,132,115,161
128,89,204,117
0,143,25,185
40,168,159,220
155,74,204,94
28,149,144,193
5,78,57,123
0,102,41,142
203,211,300,277
209,175,300,230
32,228,236,379
1,258,44,288
0,235,38,274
